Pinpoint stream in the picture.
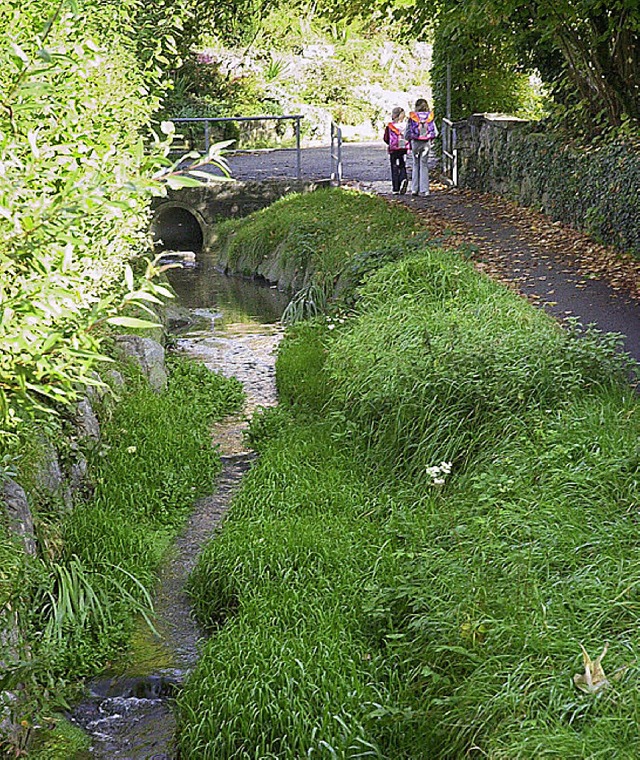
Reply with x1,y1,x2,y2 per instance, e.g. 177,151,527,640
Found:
69,260,288,758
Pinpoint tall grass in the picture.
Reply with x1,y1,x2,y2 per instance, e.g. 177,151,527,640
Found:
180,201,640,757
23,356,244,681
360,387,640,757
324,250,636,483
180,424,392,758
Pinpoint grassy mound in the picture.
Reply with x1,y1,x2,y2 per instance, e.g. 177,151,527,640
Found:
214,187,421,294
179,192,640,758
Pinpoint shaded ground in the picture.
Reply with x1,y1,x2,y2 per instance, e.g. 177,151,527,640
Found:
227,143,640,362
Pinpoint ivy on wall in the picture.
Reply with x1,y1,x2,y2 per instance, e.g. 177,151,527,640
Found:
463,124,640,256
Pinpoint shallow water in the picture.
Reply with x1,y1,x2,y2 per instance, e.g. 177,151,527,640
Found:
167,251,289,324
70,267,285,758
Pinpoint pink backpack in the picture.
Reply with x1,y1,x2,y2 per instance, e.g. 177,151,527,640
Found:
386,122,408,151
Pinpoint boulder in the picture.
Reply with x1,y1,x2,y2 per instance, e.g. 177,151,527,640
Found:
115,335,167,392
75,398,101,441
1,479,36,556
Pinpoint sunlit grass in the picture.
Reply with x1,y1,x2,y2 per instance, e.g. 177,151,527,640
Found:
180,212,640,757
214,187,421,286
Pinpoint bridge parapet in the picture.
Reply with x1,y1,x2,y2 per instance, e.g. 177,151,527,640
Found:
151,178,327,255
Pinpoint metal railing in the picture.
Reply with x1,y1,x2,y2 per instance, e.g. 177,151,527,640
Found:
441,118,458,186
330,122,343,185
169,115,304,179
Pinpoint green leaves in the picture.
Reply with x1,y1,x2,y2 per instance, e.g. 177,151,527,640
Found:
427,0,639,131
105,316,160,329
0,0,190,431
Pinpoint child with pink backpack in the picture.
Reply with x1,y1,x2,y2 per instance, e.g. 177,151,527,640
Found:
383,107,409,195
405,98,438,197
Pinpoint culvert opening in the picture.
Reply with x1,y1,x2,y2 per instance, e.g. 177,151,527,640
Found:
153,206,203,253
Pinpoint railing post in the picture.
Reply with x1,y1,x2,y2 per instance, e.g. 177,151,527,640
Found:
442,119,447,179
441,117,459,187
452,123,458,187
204,121,210,154
330,122,342,185
295,117,301,180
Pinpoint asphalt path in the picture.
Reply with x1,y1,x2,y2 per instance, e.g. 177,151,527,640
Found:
225,142,640,364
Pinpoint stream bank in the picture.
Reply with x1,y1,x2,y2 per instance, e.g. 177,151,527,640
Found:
69,268,286,758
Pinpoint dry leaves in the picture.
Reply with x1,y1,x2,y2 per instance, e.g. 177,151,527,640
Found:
383,181,640,305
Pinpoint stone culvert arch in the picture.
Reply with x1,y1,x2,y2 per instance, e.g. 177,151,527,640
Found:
151,202,206,254
151,179,326,259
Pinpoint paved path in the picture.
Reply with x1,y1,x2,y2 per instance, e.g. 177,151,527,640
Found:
226,143,640,363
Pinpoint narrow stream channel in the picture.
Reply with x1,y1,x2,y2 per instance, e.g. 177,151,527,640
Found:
70,260,288,758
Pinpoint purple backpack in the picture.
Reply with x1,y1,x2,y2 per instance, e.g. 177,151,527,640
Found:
407,111,437,141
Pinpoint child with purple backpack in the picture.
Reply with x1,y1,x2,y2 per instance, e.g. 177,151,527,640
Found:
383,107,409,195
405,98,438,197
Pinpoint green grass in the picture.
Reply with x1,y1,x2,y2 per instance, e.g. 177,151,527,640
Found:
3,354,244,755
27,714,91,759
324,250,635,482
214,187,421,287
180,424,391,758
180,196,640,758
43,356,244,676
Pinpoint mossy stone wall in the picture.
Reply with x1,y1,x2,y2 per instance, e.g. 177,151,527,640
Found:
456,114,640,256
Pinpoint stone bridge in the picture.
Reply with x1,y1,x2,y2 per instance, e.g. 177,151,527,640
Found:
150,178,326,255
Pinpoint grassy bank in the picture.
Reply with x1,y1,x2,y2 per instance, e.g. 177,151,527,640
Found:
179,189,640,757
214,187,421,297
2,355,243,756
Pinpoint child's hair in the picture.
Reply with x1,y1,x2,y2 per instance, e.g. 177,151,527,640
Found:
415,98,430,111
391,106,405,120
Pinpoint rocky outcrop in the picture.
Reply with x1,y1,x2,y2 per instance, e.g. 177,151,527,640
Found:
32,435,66,503
75,398,101,441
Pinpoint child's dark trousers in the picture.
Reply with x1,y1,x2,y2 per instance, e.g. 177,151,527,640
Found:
389,150,408,192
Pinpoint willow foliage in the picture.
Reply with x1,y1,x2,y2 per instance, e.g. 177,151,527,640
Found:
0,0,188,432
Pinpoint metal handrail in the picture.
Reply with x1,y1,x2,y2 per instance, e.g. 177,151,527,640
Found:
441,118,458,186
330,122,343,185
169,115,304,179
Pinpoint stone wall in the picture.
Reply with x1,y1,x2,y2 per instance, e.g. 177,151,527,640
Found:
151,178,327,255
453,114,640,256
455,113,530,193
